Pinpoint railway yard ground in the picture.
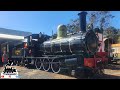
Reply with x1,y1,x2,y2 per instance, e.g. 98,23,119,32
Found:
0,65,76,79
0,61,120,79
92,61,120,79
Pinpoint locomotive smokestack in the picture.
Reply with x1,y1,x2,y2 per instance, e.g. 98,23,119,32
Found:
78,11,87,33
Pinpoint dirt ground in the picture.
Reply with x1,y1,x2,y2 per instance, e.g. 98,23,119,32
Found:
92,61,120,79
0,66,76,79
0,62,120,79
101,63,120,79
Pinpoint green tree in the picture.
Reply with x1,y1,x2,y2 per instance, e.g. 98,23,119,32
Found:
104,26,119,43
66,19,80,33
87,11,115,30
117,30,120,43
66,11,114,33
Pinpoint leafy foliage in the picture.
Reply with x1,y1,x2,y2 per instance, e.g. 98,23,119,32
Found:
66,11,120,43
87,11,115,29
104,26,119,43
66,19,80,33
66,11,115,33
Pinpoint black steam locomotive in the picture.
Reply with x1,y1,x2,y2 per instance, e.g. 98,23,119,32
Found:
1,11,107,78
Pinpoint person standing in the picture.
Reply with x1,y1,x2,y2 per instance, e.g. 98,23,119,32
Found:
2,51,8,66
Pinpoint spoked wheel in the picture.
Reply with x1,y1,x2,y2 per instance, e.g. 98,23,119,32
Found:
22,59,26,67
35,59,42,70
43,59,50,71
16,60,20,66
24,59,29,67
14,60,17,66
20,59,24,66
51,59,61,73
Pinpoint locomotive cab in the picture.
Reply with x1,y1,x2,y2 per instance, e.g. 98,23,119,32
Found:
24,33,50,57
25,34,40,47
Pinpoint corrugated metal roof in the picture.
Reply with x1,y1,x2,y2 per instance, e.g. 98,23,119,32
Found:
0,27,32,37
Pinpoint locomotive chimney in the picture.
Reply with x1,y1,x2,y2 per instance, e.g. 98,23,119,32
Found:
78,11,87,33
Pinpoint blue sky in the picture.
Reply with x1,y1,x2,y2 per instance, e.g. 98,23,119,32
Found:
0,11,119,36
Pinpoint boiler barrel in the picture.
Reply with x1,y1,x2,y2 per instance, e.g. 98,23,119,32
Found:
42,30,98,54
